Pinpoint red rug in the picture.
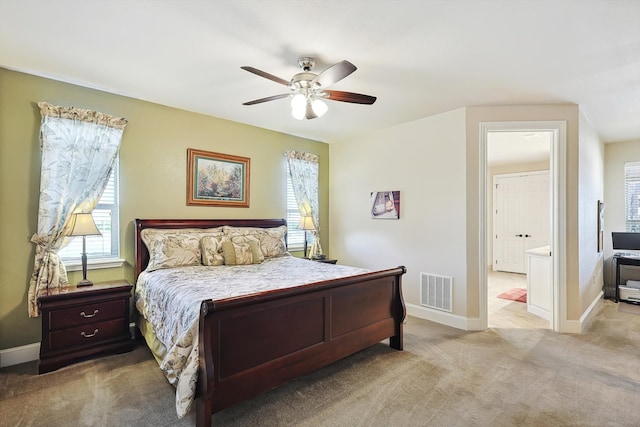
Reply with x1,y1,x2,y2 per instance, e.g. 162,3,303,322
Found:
497,288,527,303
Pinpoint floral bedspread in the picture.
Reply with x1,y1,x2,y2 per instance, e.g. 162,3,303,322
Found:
135,255,369,418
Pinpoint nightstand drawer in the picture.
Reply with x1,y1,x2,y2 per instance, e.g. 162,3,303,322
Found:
48,299,126,330
48,318,128,351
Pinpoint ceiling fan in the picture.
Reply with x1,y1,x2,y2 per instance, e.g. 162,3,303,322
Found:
241,57,377,120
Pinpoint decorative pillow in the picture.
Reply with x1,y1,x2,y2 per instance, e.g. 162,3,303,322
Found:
201,235,225,266
223,225,288,258
141,231,203,272
258,225,288,258
223,226,262,239
221,240,264,265
228,233,260,246
141,227,224,271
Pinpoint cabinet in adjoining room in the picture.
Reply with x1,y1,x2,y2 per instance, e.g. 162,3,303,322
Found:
493,171,550,274
526,245,552,323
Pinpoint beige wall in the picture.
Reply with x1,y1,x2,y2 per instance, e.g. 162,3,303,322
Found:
577,112,605,315
0,68,328,350
330,103,601,328
329,108,468,313
466,105,580,320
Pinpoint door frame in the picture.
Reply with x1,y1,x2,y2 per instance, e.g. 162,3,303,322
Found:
479,121,567,332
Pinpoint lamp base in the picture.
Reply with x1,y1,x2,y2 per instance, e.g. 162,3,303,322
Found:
77,279,93,287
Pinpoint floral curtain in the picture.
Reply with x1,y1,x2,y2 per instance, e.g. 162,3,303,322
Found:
28,102,127,317
286,150,322,258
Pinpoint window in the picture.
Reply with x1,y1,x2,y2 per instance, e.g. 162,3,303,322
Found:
59,162,120,263
625,161,640,232
286,163,306,251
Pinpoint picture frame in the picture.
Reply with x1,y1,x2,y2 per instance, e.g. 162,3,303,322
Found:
597,200,605,252
370,191,400,219
187,148,250,207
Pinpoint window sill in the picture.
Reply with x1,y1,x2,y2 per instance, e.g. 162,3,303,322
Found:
63,258,125,271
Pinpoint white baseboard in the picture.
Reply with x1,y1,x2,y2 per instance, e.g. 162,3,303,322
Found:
406,303,484,331
562,291,603,334
408,292,605,334
0,342,40,368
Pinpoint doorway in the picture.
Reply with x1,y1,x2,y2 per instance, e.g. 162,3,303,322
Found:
489,135,551,329
479,121,567,332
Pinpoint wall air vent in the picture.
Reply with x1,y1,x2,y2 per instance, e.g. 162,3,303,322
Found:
420,273,452,312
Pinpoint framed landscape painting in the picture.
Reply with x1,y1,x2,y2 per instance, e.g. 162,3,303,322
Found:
187,148,250,207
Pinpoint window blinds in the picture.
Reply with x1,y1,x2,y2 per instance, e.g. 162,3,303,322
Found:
625,161,640,232
59,164,119,260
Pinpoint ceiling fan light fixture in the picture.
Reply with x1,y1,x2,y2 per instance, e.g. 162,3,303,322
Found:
311,98,328,117
291,93,306,110
292,107,306,120
242,57,375,119
291,93,328,120
291,93,307,120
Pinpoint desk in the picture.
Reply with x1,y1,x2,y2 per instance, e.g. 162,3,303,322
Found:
614,255,640,302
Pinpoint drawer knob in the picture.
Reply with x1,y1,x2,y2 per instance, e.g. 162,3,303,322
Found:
80,309,99,318
81,329,99,338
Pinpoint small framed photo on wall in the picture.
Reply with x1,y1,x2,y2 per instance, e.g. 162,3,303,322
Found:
370,191,400,219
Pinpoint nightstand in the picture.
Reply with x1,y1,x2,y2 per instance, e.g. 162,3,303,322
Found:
315,258,337,264
38,280,133,374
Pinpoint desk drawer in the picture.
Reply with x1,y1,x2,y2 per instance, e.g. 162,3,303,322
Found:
48,318,128,351
48,299,126,331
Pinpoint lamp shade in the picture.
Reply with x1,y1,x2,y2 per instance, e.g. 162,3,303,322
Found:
297,215,316,231
311,98,328,117
291,94,329,120
291,94,307,120
67,213,101,237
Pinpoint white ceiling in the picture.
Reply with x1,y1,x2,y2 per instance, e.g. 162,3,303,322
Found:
488,131,551,167
1,0,639,148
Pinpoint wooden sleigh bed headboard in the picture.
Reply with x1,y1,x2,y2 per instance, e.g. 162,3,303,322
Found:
134,218,287,279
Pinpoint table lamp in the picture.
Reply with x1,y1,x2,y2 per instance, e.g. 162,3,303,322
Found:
67,212,102,287
297,215,315,259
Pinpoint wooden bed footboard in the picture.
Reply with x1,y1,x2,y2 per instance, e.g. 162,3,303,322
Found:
195,266,406,427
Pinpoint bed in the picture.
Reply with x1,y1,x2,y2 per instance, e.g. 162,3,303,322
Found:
134,218,406,427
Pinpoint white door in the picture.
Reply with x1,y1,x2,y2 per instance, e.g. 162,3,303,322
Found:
494,176,525,273
522,173,551,271
494,172,550,273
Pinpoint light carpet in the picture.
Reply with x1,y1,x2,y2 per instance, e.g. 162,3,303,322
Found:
2,299,640,427
618,301,640,315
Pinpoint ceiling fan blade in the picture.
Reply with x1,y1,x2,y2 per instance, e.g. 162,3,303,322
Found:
324,90,377,105
312,60,357,88
241,66,290,86
242,93,290,105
